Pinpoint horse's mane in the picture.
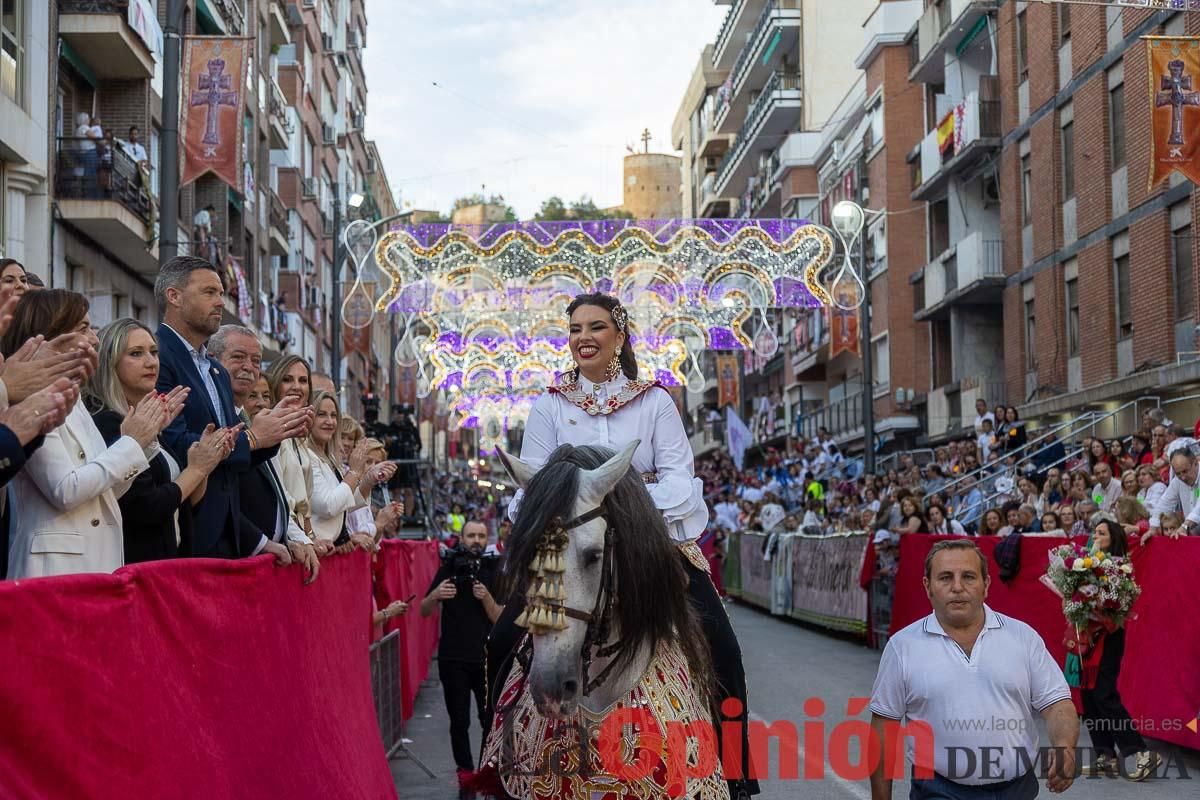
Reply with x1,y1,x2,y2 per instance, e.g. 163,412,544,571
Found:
502,444,715,704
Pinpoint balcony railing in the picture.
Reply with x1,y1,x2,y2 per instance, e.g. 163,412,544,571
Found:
712,0,750,68
211,0,245,34
922,232,1003,311
54,136,151,223
715,70,802,191
269,190,287,232
914,93,1000,195
799,393,865,441
728,1,800,95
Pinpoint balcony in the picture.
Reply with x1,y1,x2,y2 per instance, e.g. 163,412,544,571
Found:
267,77,294,149
714,1,802,137
714,70,802,197
269,190,289,256
698,172,731,218
54,136,158,274
711,0,758,70
911,0,998,84
59,0,162,80
268,0,291,48
911,92,1000,201
750,149,782,215
799,393,865,443
916,232,1004,320
791,309,830,377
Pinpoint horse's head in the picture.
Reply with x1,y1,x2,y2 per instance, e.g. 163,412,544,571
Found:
498,441,638,718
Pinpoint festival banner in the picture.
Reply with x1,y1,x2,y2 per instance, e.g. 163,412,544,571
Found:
180,36,252,189
716,353,739,409
725,406,753,471
1146,36,1200,190
342,282,376,356
789,532,869,633
828,292,861,359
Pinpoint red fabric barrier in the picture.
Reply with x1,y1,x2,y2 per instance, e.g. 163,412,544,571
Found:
889,535,1200,751
373,539,441,721
0,552,397,799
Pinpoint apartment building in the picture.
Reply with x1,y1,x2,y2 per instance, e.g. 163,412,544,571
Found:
907,0,1005,441
782,0,929,454
999,3,1200,432
1,1,51,277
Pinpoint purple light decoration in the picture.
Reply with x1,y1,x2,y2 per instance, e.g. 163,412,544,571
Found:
709,327,742,350
654,369,680,387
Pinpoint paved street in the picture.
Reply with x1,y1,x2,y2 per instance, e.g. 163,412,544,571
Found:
392,601,1199,798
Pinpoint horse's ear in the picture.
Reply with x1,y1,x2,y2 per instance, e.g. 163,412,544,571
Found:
579,440,639,506
497,448,536,490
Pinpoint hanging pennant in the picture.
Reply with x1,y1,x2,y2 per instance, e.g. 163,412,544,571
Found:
180,36,253,189
717,354,740,410
1146,36,1200,190
828,290,861,359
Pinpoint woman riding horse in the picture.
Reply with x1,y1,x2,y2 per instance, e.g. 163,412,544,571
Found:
487,292,758,799
476,442,726,799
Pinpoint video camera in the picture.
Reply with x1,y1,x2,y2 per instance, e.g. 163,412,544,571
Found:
441,543,499,593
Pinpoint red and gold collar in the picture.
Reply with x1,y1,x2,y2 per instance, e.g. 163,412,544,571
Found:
549,376,662,416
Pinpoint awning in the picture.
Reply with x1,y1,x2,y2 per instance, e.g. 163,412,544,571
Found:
59,40,97,88
195,0,224,35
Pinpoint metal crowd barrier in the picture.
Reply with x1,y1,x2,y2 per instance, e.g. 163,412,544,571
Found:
869,575,895,651
369,630,435,776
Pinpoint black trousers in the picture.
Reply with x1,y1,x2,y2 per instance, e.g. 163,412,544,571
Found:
485,557,759,796
1080,628,1146,758
439,658,488,771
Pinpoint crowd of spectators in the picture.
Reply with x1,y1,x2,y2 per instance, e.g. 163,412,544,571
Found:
695,397,1200,578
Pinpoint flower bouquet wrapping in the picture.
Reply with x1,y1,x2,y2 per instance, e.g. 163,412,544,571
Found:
1042,543,1141,688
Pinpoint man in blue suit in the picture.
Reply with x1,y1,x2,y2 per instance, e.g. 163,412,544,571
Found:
155,256,297,561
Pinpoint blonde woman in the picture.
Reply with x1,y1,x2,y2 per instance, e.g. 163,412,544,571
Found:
264,355,328,555
306,390,396,548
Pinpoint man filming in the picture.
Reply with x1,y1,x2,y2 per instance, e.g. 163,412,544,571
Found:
420,520,502,797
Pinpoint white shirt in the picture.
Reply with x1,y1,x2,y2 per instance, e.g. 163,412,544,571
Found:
1091,478,1122,514
973,412,996,435
869,606,1071,785
513,373,706,542
929,519,966,535
160,324,226,427
1149,473,1198,527
714,501,740,531
1137,481,1167,513
121,139,148,164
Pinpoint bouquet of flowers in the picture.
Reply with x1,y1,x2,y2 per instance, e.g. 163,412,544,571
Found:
1043,542,1141,628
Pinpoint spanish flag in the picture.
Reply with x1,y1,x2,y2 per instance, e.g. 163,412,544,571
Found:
937,111,956,154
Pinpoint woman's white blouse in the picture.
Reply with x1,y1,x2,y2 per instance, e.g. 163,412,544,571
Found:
308,447,366,543
512,373,707,542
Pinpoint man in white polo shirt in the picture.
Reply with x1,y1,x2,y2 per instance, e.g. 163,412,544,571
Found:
868,540,1078,799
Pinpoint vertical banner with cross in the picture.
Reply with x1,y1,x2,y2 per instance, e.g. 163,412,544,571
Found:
1146,37,1200,191
717,354,740,410
828,287,862,359
180,36,252,189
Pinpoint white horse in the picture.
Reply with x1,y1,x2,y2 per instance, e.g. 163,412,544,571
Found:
473,442,729,800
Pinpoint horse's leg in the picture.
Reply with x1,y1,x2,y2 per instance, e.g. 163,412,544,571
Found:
685,559,761,798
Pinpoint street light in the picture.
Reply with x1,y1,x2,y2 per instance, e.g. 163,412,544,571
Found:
348,192,365,210
830,199,875,475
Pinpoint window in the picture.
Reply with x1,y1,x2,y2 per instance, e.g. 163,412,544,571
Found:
150,126,161,197
1110,83,1126,169
1174,225,1194,321
1061,121,1075,201
1024,298,1036,370
1017,11,1029,82
1058,3,1071,45
1114,255,1132,339
1021,152,1032,224
1066,278,1080,356
873,334,890,393
1,0,21,105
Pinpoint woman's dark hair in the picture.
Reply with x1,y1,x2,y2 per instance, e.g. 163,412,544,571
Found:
0,289,89,357
502,444,713,702
1094,519,1129,557
565,293,638,380
1005,406,1020,422
1041,511,1061,530
0,258,25,275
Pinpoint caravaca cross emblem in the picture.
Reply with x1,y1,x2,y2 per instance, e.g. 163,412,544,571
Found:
1156,58,1200,156
192,57,238,155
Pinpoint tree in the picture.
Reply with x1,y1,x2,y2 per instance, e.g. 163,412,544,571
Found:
447,192,517,221
534,196,569,221
533,195,632,222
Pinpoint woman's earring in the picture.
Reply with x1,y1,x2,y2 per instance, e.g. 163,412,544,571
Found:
605,347,622,381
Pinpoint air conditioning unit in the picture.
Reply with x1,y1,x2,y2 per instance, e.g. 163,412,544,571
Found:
321,33,335,52
982,173,1001,206
302,0,315,7
347,30,361,49
323,216,334,238
302,177,317,197
322,124,335,145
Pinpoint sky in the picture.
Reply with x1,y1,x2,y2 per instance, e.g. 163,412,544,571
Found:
362,0,727,220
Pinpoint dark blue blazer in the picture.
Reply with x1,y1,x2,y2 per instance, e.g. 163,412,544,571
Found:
155,324,277,557
0,426,43,579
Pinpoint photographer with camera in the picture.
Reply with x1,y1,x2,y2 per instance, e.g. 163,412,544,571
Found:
419,520,502,795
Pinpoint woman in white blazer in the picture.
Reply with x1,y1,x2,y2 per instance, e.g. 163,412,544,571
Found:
264,354,330,554
305,390,394,546
3,291,182,578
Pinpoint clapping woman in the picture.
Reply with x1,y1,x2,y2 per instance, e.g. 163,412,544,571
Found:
88,319,232,563
3,291,178,577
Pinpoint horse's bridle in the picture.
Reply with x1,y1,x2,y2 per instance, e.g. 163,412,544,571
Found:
515,502,625,696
